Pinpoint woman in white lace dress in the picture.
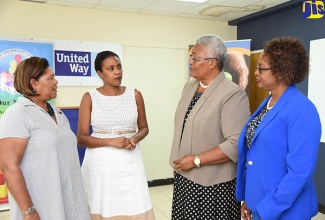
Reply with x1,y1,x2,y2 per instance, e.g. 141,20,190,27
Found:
77,51,155,220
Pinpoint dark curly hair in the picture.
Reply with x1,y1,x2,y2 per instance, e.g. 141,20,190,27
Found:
263,37,309,85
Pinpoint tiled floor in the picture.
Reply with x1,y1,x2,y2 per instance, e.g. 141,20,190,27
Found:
150,184,325,220
0,184,324,220
150,184,174,220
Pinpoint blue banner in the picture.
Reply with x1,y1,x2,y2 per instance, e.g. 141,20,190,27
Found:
55,50,91,76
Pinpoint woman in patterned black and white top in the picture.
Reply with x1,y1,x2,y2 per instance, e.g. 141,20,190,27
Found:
170,34,250,220
236,37,321,220
77,51,155,220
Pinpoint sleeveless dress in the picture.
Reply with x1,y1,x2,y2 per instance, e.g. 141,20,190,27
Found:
81,87,155,220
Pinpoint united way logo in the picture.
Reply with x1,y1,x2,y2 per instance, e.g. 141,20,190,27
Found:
302,0,325,19
0,49,31,94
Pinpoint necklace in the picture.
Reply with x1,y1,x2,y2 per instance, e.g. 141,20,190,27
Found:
46,103,55,116
199,81,211,89
26,97,55,116
266,97,273,110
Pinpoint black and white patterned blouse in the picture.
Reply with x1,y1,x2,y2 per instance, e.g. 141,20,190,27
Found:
181,92,202,136
245,105,269,148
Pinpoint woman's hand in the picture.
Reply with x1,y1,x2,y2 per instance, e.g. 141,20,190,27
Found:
241,201,252,220
125,137,136,150
173,155,196,171
110,137,131,149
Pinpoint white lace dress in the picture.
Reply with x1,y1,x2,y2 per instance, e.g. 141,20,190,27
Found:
81,87,155,220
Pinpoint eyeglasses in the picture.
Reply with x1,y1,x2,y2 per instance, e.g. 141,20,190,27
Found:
256,63,272,74
189,55,218,62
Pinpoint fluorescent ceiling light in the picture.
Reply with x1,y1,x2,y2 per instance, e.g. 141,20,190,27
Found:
176,0,208,3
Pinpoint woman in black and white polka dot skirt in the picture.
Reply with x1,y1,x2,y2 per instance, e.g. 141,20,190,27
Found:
169,34,250,220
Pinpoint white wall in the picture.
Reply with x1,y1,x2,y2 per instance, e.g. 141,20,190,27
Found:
309,38,325,143
0,0,236,180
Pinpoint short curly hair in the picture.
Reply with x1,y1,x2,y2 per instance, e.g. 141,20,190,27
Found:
263,37,309,85
196,34,227,71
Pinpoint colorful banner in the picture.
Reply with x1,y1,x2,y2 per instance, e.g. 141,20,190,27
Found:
0,40,53,117
0,38,123,118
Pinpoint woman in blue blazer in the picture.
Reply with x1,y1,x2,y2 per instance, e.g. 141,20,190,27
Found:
236,37,322,220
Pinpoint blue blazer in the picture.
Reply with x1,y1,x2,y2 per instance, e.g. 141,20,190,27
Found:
236,85,322,220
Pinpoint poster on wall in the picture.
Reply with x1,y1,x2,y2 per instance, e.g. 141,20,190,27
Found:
51,39,123,86
0,39,53,118
189,39,251,94
224,39,251,94
0,37,123,117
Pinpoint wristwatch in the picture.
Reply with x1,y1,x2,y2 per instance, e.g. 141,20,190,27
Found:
22,205,35,216
194,155,201,168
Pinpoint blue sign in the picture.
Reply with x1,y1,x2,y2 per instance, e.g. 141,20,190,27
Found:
54,50,91,76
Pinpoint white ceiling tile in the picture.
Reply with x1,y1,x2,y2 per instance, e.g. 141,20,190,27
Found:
144,0,199,13
95,5,139,13
205,0,261,7
255,0,291,7
220,10,263,19
99,0,157,9
20,0,292,22
47,0,97,8
47,0,100,4
139,9,180,16
184,3,215,14
179,13,217,20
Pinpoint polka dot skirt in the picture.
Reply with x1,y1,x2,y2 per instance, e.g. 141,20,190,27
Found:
171,172,241,220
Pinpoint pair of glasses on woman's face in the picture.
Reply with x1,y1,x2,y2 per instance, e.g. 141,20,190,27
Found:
256,63,271,74
189,55,218,62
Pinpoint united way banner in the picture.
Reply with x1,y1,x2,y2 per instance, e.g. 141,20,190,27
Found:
53,40,123,86
0,38,123,117
0,40,53,117
55,50,91,77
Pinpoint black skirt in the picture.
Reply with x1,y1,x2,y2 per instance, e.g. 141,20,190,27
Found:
171,172,241,220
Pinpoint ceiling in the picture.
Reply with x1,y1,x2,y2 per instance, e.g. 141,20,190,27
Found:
23,0,291,22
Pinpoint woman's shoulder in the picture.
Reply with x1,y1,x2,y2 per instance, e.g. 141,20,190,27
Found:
0,100,26,119
288,89,315,108
182,78,198,93
88,88,98,95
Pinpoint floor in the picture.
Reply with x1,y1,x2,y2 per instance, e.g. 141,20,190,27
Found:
150,184,325,220
0,184,324,220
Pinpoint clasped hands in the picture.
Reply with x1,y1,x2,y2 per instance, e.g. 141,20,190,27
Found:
113,137,136,150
